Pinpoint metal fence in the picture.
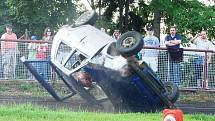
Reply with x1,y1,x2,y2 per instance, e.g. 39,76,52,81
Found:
0,39,215,91
143,46,215,90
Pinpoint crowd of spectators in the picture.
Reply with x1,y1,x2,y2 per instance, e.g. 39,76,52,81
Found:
101,25,214,87
0,25,53,80
0,24,214,88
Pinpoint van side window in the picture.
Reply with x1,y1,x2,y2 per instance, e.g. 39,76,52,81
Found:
64,50,87,70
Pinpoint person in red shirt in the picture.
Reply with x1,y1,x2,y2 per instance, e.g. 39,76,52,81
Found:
36,43,48,59
0,25,18,79
36,40,49,81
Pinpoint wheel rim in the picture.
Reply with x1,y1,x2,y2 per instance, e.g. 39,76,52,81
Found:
165,85,173,98
121,37,136,48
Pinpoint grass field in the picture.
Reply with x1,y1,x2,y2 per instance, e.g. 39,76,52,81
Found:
0,104,214,121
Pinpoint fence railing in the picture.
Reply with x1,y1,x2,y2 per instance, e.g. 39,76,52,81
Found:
143,46,215,90
0,39,215,91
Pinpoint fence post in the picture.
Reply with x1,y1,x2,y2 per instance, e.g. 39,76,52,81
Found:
203,52,208,89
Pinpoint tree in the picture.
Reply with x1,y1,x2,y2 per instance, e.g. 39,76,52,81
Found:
101,0,140,32
0,0,10,34
169,0,215,40
3,0,78,38
135,0,215,41
149,0,215,41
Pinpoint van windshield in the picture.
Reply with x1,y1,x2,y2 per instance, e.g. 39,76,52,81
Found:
56,42,72,64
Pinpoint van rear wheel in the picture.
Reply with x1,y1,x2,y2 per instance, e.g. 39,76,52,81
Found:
163,81,179,103
74,10,97,27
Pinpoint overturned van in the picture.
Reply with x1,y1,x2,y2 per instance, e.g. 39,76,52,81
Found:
22,10,179,112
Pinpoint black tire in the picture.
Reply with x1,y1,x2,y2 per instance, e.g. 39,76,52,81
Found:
74,10,97,27
163,81,179,103
116,31,143,57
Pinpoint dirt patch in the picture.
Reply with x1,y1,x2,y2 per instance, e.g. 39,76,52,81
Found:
178,90,215,103
0,95,90,111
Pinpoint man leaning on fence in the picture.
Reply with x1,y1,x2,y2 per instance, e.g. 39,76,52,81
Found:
0,25,18,79
165,26,182,86
142,25,160,72
190,30,213,87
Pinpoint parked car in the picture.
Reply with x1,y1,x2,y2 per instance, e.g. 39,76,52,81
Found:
22,10,179,112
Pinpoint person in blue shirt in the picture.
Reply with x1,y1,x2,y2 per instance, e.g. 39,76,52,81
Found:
142,26,160,72
165,26,182,86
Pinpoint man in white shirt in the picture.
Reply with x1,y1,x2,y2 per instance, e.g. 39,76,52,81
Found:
190,30,213,87
1,25,18,79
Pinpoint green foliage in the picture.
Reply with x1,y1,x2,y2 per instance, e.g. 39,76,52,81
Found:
102,0,119,20
0,86,9,92
0,0,9,35
149,0,215,41
129,0,215,41
0,0,214,41
95,16,117,35
0,27,4,35
100,0,140,32
169,0,215,40
1,0,79,38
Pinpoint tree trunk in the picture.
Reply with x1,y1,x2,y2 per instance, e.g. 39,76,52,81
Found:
98,0,102,21
153,9,161,40
118,0,124,31
91,0,95,9
124,0,130,32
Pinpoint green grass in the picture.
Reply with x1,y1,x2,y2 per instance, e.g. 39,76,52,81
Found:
0,104,214,121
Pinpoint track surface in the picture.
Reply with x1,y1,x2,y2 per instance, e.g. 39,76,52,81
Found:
0,95,215,114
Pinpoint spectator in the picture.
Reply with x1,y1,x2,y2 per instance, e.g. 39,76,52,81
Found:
112,30,121,40
43,27,53,41
42,27,54,80
0,25,18,79
106,29,111,35
28,36,38,60
36,39,49,81
190,30,213,87
100,27,106,33
27,35,38,79
165,26,182,86
211,38,215,51
212,38,215,46
142,25,160,72
42,27,53,55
